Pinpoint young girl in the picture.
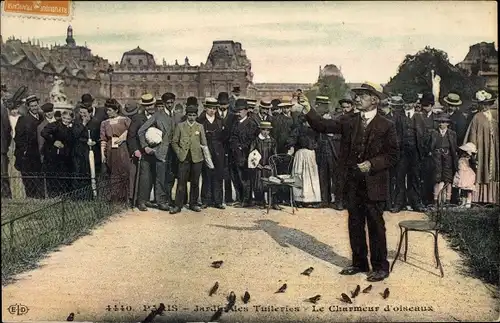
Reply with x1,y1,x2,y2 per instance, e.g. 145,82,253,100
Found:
453,142,477,208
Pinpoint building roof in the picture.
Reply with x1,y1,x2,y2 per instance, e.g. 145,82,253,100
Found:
124,46,152,56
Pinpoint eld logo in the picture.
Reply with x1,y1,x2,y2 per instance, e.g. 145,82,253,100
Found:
7,303,30,315
3,0,71,17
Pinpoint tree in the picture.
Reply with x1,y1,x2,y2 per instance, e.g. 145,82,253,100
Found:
384,46,486,104
305,74,350,111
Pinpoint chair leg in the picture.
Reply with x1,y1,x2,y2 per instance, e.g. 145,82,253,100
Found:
433,231,444,277
403,230,409,261
267,187,271,215
390,226,406,272
290,187,295,215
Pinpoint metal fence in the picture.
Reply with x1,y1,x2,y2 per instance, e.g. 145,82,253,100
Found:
1,175,129,284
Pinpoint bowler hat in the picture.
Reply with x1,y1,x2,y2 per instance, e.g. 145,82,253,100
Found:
217,92,229,105
186,96,198,107
81,93,94,104
233,86,241,94
420,92,435,106
271,99,281,109
185,105,198,114
259,98,272,109
140,93,156,106
338,95,353,105
41,103,54,113
388,95,405,106
234,98,248,111
161,92,176,102
403,92,419,104
259,121,273,129
204,97,219,108
351,81,387,99
443,93,462,106
122,101,139,116
316,95,330,105
24,94,39,105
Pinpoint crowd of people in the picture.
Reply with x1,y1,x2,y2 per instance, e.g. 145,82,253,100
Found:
1,83,498,214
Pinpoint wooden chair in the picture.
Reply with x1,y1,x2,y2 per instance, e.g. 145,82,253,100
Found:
390,183,450,277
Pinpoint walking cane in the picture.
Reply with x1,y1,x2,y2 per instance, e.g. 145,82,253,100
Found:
132,155,142,209
88,130,98,198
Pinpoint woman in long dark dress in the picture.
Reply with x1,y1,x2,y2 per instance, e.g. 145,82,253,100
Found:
99,99,131,202
41,110,75,197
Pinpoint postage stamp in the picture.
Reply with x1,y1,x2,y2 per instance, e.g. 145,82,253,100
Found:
0,1,499,323
1,0,74,21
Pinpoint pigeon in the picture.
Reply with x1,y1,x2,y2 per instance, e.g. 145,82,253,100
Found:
141,303,166,323
382,288,390,299
275,283,287,293
307,295,321,304
242,291,251,304
340,293,352,304
301,267,314,276
209,282,219,296
362,285,372,293
211,260,224,268
66,313,74,321
157,303,166,315
225,291,236,312
351,285,361,298
211,307,224,321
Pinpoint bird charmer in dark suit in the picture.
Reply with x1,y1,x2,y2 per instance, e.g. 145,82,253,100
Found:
138,93,175,211
301,82,399,282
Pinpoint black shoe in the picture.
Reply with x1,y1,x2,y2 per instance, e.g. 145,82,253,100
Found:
412,204,426,212
137,203,148,212
214,204,226,210
158,203,170,211
333,202,344,210
190,205,202,212
339,266,369,275
145,201,158,208
272,204,283,210
169,207,181,214
366,270,389,282
390,206,403,213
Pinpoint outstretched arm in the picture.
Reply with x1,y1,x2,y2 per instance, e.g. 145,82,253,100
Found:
304,107,342,134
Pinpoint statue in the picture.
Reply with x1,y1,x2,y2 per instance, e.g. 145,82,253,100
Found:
185,56,190,66
50,76,68,105
431,70,441,106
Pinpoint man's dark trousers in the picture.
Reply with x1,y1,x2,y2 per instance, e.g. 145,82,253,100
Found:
346,174,389,272
175,152,202,207
138,154,156,203
1,153,11,198
394,147,423,209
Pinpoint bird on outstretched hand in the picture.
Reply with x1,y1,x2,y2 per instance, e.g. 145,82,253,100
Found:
211,260,224,268
66,313,74,321
301,267,314,276
275,283,287,293
242,291,251,304
351,285,361,298
362,285,372,293
306,295,321,304
381,288,390,299
340,293,353,304
209,282,219,296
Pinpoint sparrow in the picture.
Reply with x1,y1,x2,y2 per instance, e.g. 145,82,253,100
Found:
211,260,224,268
211,307,224,321
209,282,219,296
382,288,390,299
301,267,314,276
307,295,321,304
275,283,287,293
362,285,372,293
66,313,74,321
341,293,352,304
351,285,361,298
225,291,236,312
242,291,251,304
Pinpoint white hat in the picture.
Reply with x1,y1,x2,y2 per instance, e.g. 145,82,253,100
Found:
459,142,477,155
145,127,163,146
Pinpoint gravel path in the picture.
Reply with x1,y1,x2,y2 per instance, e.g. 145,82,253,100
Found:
2,206,498,322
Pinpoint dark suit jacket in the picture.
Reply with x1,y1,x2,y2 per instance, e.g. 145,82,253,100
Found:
1,105,12,154
449,111,468,145
14,111,44,162
429,129,459,173
398,111,427,158
217,110,237,152
306,109,399,201
138,109,175,162
127,112,148,156
74,105,108,125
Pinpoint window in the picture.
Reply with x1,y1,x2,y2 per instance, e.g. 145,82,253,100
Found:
126,58,131,64
130,89,136,97
139,59,143,65
167,75,171,81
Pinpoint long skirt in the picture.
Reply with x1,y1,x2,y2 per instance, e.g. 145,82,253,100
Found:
291,148,321,203
473,182,499,204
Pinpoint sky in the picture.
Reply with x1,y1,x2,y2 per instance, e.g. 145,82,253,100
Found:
1,1,497,84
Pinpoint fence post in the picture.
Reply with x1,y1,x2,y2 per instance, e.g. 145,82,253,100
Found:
43,174,48,199
9,220,15,252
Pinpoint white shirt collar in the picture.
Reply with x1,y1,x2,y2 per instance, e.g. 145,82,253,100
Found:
218,109,227,118
164,108,171,116
405,108,415,118
187,120,196,127
427,111,433,118
258,133,270,140
360,109,377,125
30,111,39,120
239,116,247,123
145,111,152,119
439,128,447,136
206,114,215,123
46,117,56,123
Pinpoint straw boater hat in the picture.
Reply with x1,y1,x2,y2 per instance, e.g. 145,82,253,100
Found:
247,99,257,109
473,89,496,105
259,98,272,110
122,101,139,116
351,81,387,99
24,94,39,105
140,93,156,106
259,121,273,129
278,96,293,107
459,142,477,155
204,97,219,108
443,93,462,106
315,95,330,105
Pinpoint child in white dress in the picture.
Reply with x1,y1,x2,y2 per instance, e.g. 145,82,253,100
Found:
452,142,477,208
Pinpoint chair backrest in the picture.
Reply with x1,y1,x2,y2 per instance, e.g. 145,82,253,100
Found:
269,154,294,177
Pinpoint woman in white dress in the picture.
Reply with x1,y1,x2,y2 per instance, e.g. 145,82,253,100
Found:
7,105,26,199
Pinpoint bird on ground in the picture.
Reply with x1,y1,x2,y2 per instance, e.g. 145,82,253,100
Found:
340,293,353,304
242,291,251,304
275,283,287,293
211,307,224,321
211,260,224,268
351,285,361,298
209,282,219,296
307,295,321,304
382,288,390,299
66,313,74,321
362,285,372,293
301,267,314,276
225,291,236,312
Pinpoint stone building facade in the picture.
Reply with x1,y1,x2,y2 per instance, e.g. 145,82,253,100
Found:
457,42,498,93
1,26,110,104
